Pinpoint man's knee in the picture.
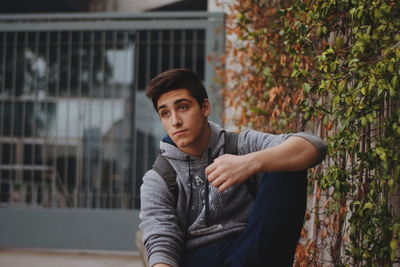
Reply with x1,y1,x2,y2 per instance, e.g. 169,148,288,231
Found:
258,170,307,202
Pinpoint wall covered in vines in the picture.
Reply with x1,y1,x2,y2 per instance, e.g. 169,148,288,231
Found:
217,0,400,266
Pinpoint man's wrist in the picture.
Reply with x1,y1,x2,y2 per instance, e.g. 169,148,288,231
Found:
153,263,173,267
245,152,263,175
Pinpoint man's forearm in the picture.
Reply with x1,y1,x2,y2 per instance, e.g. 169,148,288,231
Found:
248,136,320,173
206,135,322,192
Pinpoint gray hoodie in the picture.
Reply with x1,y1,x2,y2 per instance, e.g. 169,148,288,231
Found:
139,122,327,267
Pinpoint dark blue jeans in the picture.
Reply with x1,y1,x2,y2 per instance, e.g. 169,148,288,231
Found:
181,171,308,267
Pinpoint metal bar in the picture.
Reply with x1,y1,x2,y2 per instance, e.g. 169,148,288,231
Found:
98,31,106,208
65,31,72,206
100,32,106,99
21,32,28,139
197,30,205,80
76,31,84,207
157,30,162,74
0,32,6,96
86,31,95,208
56,32,61,98
192,30,198,73
180,30,185,68
127,31,136,209
27,32,33,204
0,95,65,101
32,31,40,205
33,31,40,134
108,30,118,208
52,31,62,207
0,21,211,32
18,32,27,202
169,30,174,69
43,31,51,206
10,33,17,185
0,165,54,171
145,30,151,87
0,31,6,99
131,30,140,209
0,12,224,21
0,136,80,145
0,32,5,197
121,31,130,209
39,31,47,207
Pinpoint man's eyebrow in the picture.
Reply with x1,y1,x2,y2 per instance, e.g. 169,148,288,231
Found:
174,98,192,105
157,98,192,111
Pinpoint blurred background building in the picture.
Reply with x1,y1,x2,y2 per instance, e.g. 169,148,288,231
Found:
0,0,224,252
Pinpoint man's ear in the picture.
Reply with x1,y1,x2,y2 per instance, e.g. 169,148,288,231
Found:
201,99,211,117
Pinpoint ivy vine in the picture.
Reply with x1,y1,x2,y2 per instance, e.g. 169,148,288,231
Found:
218,0,399,266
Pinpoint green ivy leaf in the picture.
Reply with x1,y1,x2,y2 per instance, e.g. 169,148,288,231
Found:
263,67,271,77
338,79,347,92
360,87,367,95
361,116,367,127
375,147,387,161
303,82,311,93
364,202,373,210
396,47,400,58
390,239,398,251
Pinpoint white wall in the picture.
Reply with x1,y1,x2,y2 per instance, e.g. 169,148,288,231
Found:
105,0,181,12
208,0,231,12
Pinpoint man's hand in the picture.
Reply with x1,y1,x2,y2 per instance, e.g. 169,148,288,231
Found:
206,153,258,192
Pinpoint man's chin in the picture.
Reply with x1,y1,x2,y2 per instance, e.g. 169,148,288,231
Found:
176,141,188,148
174,138,191,149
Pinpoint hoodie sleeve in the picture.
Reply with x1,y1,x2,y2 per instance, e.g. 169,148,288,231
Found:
238,130,327,167
139,169,184,267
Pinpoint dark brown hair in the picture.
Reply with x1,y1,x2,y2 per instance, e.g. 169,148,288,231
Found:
145,69,208,110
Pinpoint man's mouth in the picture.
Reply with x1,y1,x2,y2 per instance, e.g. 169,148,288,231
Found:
173,129,188,136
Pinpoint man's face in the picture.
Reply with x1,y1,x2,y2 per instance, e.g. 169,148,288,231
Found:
157,89,211,154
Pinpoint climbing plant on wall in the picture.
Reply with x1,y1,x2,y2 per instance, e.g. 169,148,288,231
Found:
218,0,400,265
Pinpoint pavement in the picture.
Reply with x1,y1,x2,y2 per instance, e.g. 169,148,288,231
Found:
0,247,145,267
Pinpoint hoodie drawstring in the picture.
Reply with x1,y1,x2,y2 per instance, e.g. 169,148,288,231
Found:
185,156,193,239
205,148,213,227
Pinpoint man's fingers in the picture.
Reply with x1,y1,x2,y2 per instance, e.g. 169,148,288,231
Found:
210,176,225,188
205,162,217,178
217,180,232,193
206,154,239,188
206,162,225,182
207,166,223,182
206,154,233,176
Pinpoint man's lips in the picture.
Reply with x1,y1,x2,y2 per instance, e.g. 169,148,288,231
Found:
173,129,188,136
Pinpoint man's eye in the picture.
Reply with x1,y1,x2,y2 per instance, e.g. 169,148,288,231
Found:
179,105,188,110
160,111,169,117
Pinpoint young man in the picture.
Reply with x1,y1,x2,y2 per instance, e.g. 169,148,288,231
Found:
139,69,327,267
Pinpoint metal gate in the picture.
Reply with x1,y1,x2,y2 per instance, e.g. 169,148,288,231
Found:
0,12,224,251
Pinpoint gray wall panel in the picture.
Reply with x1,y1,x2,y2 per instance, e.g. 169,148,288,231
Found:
0,207,140,251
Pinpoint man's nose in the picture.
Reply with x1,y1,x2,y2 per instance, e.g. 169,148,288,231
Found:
170,111,182,127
